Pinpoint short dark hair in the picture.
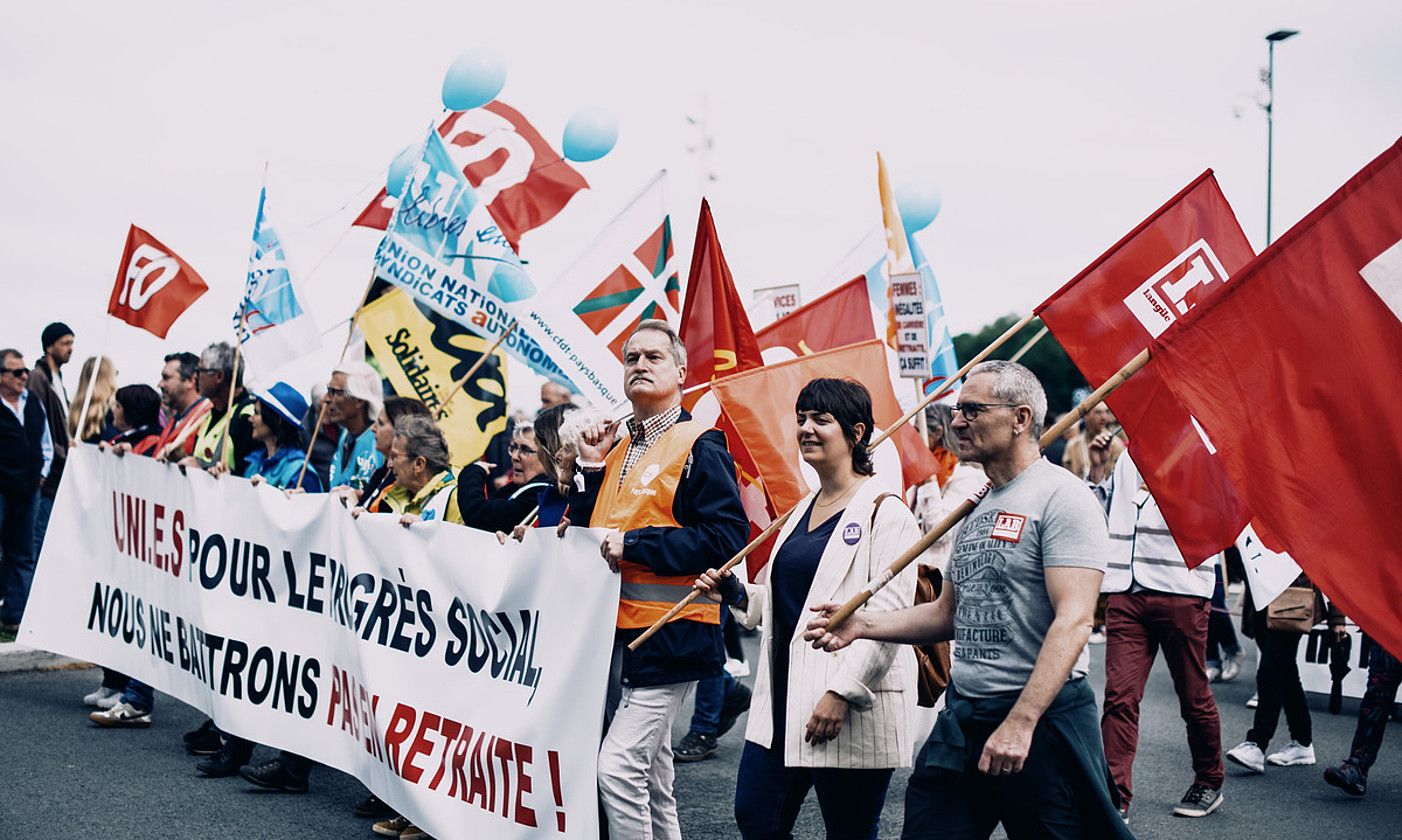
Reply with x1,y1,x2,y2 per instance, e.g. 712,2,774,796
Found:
795,378,875,476
382,396,431,427
0,348,22,367
164,352,200,382
115,384,161,428
257,401,306,450
533,402,579,483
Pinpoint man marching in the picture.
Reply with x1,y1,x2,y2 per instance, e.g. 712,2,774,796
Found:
805,361,1133,839
569,320,748,840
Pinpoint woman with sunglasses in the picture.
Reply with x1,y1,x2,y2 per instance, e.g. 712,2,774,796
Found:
693,377,921,840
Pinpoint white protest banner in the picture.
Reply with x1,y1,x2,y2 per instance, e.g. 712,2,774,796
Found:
19,446,619,840
888,271,929,378
1235,521,1303,609
1298,622,1368,701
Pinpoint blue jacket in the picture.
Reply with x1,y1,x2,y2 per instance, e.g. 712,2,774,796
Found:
244,447,323,492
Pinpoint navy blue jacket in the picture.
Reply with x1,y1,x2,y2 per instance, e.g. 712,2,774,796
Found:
569,414,748,688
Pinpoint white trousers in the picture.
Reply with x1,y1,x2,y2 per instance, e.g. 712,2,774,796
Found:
598,677,695,840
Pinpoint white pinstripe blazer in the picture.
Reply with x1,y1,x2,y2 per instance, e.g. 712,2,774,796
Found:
731,477,920,768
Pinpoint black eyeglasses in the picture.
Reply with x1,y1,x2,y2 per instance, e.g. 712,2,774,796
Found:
2,367,28,378
508,443,537,456
952,402,1021,421
325,387,346,397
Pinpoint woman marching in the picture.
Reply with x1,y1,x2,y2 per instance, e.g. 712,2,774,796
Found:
693,378,920,840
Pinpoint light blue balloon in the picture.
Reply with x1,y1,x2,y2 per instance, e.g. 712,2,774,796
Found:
386,144,417,197
562,107,618,162
895,180,942,232
441,48,506,111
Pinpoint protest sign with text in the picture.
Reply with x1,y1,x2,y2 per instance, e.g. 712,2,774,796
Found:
20,447,619,840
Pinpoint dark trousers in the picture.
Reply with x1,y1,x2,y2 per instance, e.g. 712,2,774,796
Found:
1206,567,1240,666
733,741,893,840
690,670,739,736
1246,611,1311,749
0,489,38,625
902,708,1102,839
1347,644,1402,774
1101,591,1222,805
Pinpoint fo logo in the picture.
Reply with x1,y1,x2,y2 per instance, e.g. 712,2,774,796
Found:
1123,239,1229,338
119,244,181,312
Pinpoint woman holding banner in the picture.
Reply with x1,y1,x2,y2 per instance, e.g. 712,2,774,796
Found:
693,378,919,840
387,415,462,526
339,396,430,513
241,383,322,493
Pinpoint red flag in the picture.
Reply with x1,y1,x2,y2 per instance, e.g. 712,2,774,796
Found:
1035,172,1256,565
354,101,588,250
106,225,208,339
1155,138,1402,655
753,275,941,495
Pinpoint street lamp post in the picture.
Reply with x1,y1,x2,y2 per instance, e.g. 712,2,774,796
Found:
1265,29,1299,245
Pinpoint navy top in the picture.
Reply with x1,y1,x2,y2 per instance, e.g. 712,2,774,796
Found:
768,499,844,748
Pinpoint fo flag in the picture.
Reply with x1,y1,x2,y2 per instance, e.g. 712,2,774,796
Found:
107,225,208,339
1035,172,1256,565
1155,138,1402,657
355,101,587,250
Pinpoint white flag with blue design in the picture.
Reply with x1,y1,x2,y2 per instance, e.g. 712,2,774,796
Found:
238,187,320,382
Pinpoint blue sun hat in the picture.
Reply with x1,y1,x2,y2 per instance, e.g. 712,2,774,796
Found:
254,381,310,427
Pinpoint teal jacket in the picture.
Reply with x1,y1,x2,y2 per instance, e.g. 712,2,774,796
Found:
244,446,323,492
330,426,382,491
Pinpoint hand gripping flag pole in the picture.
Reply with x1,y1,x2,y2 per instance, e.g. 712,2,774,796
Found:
627,311,1046,652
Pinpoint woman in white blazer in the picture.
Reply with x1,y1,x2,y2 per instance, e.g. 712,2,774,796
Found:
695,378,919,840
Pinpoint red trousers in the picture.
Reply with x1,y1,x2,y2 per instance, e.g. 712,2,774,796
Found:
1100,591,1223,806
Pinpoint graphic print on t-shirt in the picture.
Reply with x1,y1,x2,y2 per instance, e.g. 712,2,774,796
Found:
949,508,1016,661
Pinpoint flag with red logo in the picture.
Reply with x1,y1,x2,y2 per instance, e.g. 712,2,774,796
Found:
1154,138,1402,655
106,225,209,339
753,275,942,495
504,172,678,407
1035,172,1256,565
354,100,588,250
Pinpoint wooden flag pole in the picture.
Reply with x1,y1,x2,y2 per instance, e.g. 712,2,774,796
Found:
204,307,248,470
819,347,1151,631
627,506,796,651
867,311,1037,451
628,311,1045,653
296,268,378,489
434,322,518,420
1009,324,1049,363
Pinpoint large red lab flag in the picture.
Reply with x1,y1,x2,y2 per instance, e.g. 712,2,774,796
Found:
106,225,209,339
1155,138,1402,656
1035,172,1256,565
354,101,587,250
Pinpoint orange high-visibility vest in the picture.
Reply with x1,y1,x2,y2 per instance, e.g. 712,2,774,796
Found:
591,420,721,630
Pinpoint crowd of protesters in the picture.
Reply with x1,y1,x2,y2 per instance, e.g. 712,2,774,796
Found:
1,318,1397,840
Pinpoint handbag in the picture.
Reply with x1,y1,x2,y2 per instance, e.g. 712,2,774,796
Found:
870,494,951,708
1266,585,1320,633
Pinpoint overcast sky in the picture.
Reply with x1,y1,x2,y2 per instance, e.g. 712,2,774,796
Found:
4,1,1399,407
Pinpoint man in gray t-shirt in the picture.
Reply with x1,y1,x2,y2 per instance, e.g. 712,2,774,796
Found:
804,361,1130,839
948,458,1109,697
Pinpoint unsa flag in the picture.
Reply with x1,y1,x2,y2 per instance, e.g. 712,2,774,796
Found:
354,101,587,251
107,225,208,339
1036,171,1257,566
1154,137,1402,658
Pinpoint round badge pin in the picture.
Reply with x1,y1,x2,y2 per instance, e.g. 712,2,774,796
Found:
843,523,862,545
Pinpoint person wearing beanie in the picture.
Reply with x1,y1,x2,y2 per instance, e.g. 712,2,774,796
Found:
28,322,73,554
324,361,384,491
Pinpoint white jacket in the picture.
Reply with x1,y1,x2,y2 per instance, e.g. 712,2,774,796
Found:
1100,453,1217,597
731,477,919,768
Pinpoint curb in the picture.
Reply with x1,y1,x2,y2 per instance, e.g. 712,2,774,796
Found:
0,642,90,674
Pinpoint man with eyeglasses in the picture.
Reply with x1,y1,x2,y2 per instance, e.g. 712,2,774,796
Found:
323,361,384,492
183,342,257,475
805,360,1131,839
456,425,550,534
0,348,53,638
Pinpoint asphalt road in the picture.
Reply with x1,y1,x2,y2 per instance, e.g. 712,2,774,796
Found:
2,643,1399,839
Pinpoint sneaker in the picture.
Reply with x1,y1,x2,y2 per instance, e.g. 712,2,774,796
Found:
83,685,121,707
89,701,151,727
195,748,245,778
716,682,753,737
1119,806,1130,825
1324,762,1367,796
399,824,432,840
1173,783,1224,817
373,816,411,837
1206,665,1222,682
673,731,719,762
354,794,397,819
184,719,222,755
1089,628,1107,645
1219,657,1241,682
1267,740,1315,766
1226,740,1266,773
0,622,18,643
1246,693,1258,709
239,758,309,793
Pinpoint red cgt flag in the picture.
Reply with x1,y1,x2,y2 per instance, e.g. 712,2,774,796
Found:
354,100,588,250
107,225,208,339
1035,172,1256,565
1155,138,1402,656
